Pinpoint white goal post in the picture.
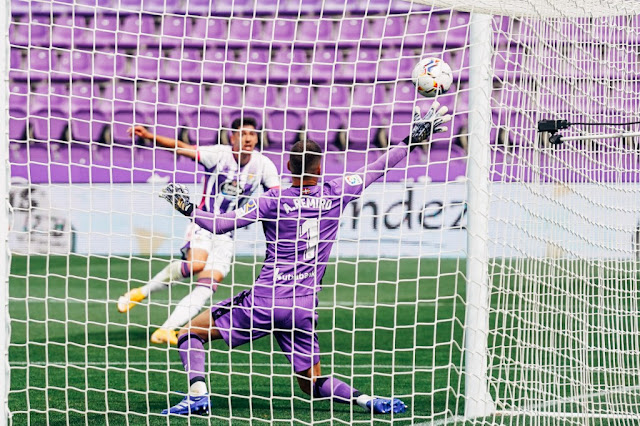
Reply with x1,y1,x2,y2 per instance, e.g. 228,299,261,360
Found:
409,0,640,421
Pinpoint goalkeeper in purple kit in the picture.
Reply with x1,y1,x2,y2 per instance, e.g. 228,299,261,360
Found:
159,102,451,416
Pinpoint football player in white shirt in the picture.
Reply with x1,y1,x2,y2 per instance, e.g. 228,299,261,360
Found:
117,117,280,345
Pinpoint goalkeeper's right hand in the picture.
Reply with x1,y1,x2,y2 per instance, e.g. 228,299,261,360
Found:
403,101,452,149
160,183,194,216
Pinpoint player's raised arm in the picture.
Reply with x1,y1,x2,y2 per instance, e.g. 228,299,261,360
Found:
127,125,198,160
346,101,452,191
160,183,266,235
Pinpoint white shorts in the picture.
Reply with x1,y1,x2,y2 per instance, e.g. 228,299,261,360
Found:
181,222,234,277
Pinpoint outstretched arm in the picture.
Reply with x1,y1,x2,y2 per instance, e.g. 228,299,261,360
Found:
128,125,197,160
354,101,452,189
160,184,260,234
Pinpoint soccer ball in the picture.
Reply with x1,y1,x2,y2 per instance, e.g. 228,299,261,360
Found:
411,58,453,98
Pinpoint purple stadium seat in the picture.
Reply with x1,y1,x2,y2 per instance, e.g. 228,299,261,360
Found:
268,48,311,84
404,14,431,48
272,19,296,43
202,46,226,82
286,85,310,109
206,84,223,107
161,48,203,82
254,0,278,15
338,18,364,48
143,0,181,13
184,17,206,48
9,21,29,47
447,12,470,47
118,15,156,49
30,106,70,141
296,20,336,46
178,83,202,105
333,49,355,83
266,108,305,151
151,107,180,140
119,0,142,12
28,47,52,81
161,15,186,48
228,18,253,45
443,49,469,80
346,108,383,150
92,14,118,48
354,47,379,83
312,48,336,84
204,17,229,41
377,50,402,82
51,15,74,48
186,0,212,15
130,48,160,80
28,16,52,47
352,84,377,107
112,106,149,145
311,85,349,109
71,108,108,143
9,83,28,140
224,46,249,84
94,51,127,80
70,83,95,111
245,47,269,83
187,108,221,146
9,48,26,81
387,107,413,144
363,18,385,46
321,0,353,15
71,50,92,78
307,109,342,149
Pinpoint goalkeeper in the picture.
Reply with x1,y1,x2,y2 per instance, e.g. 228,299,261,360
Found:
160,102,451,415
117,117,279,345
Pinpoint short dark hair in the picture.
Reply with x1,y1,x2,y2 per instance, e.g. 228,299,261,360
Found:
289,140,323,176
231,116,257,131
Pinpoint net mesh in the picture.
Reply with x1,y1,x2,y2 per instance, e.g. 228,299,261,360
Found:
5,0,640,424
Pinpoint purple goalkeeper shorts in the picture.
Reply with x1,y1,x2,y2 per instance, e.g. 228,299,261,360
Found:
211,290,320,373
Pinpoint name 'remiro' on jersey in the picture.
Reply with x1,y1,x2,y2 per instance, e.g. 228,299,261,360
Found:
283,197,333,214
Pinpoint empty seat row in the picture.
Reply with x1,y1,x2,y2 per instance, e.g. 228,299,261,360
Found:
9,46,474,84
9,13,471,50
11,0,429,17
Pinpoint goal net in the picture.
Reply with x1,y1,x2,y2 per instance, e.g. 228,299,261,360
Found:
3,0,640,424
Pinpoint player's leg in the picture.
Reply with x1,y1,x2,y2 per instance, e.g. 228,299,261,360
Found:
161,308,222,416
277,296,407,415
152,235,232,344
163,289,265,415
117,223,208,313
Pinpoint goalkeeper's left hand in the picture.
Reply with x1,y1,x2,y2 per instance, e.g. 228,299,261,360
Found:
404,101,452,149
160,183,194,216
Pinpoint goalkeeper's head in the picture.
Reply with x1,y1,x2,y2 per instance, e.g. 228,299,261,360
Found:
288,139,323,185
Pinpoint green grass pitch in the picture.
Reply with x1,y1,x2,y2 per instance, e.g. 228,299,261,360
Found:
8,255,467,425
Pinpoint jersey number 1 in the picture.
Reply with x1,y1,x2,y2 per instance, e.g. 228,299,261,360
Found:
300,219,320,261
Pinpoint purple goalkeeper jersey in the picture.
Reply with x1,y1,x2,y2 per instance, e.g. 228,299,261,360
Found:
193,144,410,298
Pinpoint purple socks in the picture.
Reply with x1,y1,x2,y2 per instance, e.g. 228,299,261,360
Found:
177,333,206,384
313,377,360,403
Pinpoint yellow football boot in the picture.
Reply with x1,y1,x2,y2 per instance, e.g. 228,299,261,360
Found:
117,287,146,313
150,328,178,346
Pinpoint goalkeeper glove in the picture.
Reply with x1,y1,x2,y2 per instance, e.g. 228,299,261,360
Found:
160,183,194,216
403,101,452,149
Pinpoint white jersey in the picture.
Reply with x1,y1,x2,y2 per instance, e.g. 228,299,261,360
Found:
196,145,279,214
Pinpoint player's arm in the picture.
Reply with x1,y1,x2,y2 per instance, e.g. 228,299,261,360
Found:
351,102,452,190
160,183,265,234
262,157,281,190
128,125,197,160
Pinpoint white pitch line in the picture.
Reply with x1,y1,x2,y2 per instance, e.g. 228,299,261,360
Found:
414,415,467,426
